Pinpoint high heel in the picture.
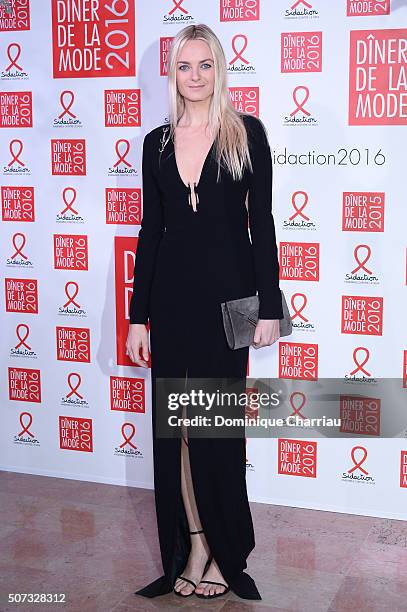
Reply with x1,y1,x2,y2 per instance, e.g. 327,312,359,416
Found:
173,529,210,598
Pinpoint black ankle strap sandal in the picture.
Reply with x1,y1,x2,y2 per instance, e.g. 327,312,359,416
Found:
173,575,197,598
195,580,230,599
173,529,207,597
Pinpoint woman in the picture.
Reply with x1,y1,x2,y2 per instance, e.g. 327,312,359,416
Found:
125,24,283,600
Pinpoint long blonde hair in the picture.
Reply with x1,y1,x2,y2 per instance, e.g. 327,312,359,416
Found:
163,24,253,182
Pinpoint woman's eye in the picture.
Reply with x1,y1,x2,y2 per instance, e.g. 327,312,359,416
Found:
178,64,212,71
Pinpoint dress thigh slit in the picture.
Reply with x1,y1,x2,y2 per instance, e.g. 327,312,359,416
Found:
134,300,262,600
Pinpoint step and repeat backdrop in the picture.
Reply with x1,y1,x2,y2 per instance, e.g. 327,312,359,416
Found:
1,0,407,519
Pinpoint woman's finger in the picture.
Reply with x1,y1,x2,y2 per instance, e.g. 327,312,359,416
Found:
142,337,149,361
253,325,261,344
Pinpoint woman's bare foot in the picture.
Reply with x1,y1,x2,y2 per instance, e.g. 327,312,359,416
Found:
194,557,229,597
174,532,210,596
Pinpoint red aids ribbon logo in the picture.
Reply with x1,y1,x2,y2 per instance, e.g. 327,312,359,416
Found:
15,324,31,350
8,139,25,167
288,392,307,419
58,91,76,119
350,347,371,377
11,233,28,260
230,34,249,65
61,187,78,215
347,445,369,475
289,191,310,221
291,0,313,8
63,281,80,309
351,245,373,275
119,423,137,449
6,43,22,71
113,139,132,168
291,293,308,322
18,412,34,438
66,373,83,399
290,86,311,117
168,0,188,15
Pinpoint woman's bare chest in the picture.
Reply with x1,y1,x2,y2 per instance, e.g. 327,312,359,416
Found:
174,128,215,188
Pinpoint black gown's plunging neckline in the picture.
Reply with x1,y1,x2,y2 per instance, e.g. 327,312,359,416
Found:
172,133,216,191
130,113,284,601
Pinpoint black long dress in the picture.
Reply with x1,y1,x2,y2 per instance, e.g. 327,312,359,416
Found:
129,112,283,600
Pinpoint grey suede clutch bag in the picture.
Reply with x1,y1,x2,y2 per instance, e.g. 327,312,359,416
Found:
221,291,292,350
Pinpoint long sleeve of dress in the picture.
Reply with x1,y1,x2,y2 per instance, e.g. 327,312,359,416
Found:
129,131,165,324
246,115,283,320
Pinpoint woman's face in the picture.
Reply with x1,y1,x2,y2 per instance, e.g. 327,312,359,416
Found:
176,39,215,103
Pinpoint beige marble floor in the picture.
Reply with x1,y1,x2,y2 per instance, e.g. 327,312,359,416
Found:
0,471,406,611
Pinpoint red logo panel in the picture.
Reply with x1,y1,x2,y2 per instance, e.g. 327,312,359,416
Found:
106,188,141,225
347,0,390,16
401,450,407,488
5,277,38,313
340,395,381,435
0,92,32,127
278,438,317,478
59,416,93,452
280,242,320,281
229,86,259,115
349,29,407,125
281,32,322,73
114,236,151,367
54,234,88,270
0,0,30,31
279,341,318,380
110,376,146,413
342,192,385,232
2,186,35,222
341,296,383,335
8,367,41,402
56,327,91,362
220,0,260,22
104,89,140,127
51,0,135,78
51,139,86,175
160,37,174,76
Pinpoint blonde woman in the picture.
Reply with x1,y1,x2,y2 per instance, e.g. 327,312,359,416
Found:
126,24,282,601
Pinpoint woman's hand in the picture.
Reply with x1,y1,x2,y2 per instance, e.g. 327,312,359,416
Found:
251,319,280,349
126,323,150,367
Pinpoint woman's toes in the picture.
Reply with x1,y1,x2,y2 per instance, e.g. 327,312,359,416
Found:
175,579,193,595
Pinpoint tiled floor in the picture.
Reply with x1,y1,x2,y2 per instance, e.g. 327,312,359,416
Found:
0,471,406,611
